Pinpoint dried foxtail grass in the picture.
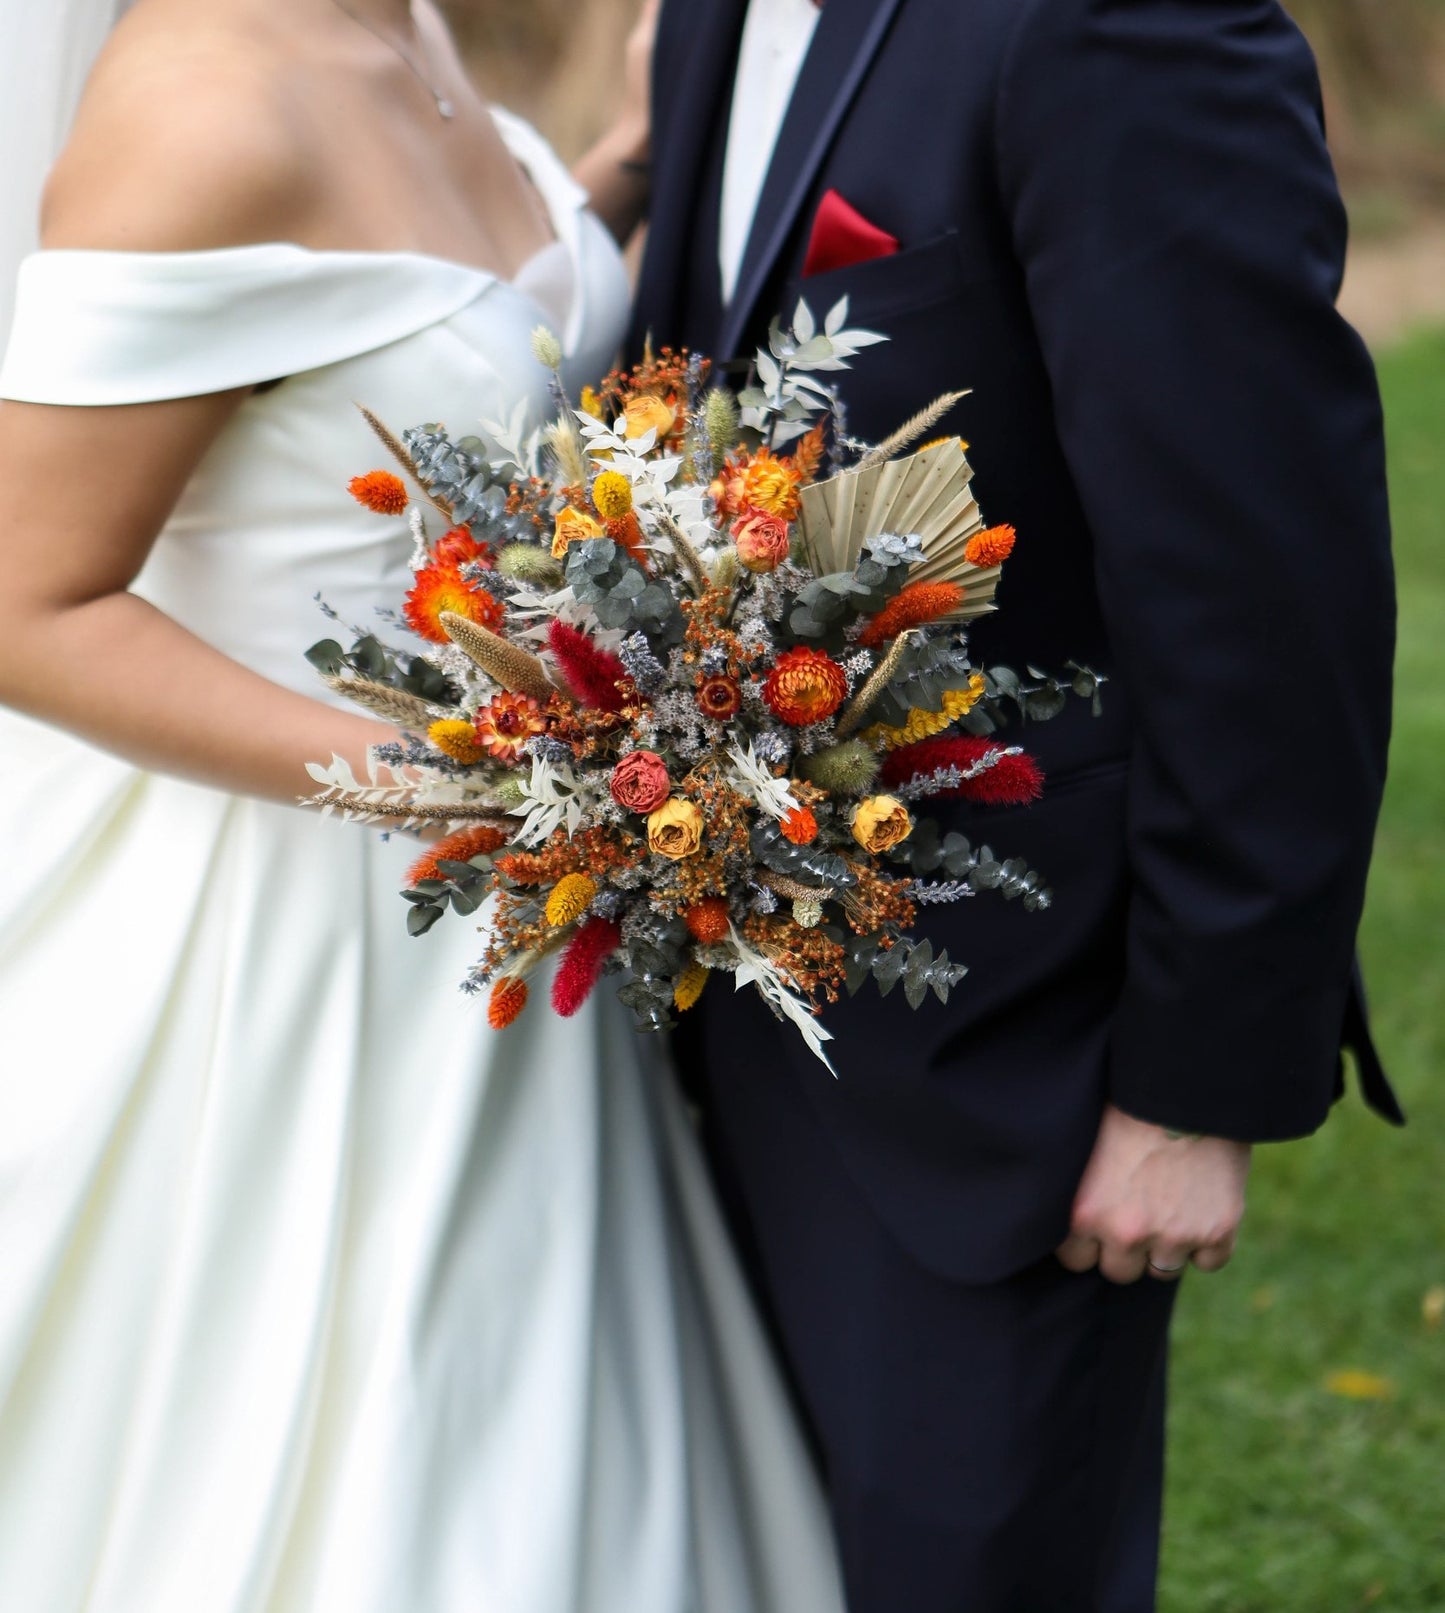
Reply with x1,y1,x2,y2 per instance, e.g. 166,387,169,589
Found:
357,405,455,522
655,508,709,595
853,392,970,475
325,675,440,728
544,417,588,488
440,611,557,703
835,632,915,739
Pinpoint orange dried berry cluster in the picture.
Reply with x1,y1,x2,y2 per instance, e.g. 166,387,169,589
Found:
741,916,851,1003
595,347,700,418
839,865,918,936
496,827,639,888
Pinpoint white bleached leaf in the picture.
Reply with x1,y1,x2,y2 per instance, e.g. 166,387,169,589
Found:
728,925,836,1074
793,298,816,344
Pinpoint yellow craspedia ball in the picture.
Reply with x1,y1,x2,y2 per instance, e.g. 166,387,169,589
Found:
592,470,634,522
428,718,485,765
545,872,599,927
674,962,710,1013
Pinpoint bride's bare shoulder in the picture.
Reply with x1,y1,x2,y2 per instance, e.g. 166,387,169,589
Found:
42,22,320,254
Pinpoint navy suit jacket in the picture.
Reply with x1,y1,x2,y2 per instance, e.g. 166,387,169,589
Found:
634,0,1401,1281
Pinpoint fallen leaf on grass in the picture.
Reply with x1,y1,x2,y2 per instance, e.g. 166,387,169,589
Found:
1422,1286,1445,1330
1324,1369,1395,1401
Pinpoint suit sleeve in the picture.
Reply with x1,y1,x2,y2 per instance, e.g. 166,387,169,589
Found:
994,0,1395,1140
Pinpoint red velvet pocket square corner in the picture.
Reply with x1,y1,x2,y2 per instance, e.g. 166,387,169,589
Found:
802,189,900,279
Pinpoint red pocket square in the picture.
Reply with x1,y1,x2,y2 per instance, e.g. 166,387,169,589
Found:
802,190,900,279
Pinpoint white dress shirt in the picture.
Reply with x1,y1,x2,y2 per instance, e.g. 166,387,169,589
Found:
718,0,821,304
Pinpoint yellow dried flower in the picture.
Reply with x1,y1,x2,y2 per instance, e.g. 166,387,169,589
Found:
624,395,677,441
674,962,709,1013
552,506,604,559
428,718,485,765
591,470,634,521
852,795,913,855
647,797,704,860
579,385,604,420
863,676,988,750
545,872,599,927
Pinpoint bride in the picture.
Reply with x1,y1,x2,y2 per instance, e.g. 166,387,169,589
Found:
0,2,843,1609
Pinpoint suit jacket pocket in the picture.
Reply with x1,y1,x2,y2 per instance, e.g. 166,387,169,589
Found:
793,229,967,322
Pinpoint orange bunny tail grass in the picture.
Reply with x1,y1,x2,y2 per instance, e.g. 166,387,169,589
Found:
858,581,965,648
964,525,1017,568
488,976,529,1031
606,510,650,568
683,898,731,944
407,825,510,887
780,806,819,846
349,470,409,516
785,420,829,486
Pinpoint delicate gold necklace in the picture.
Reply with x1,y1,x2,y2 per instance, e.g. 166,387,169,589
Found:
330,0,456,120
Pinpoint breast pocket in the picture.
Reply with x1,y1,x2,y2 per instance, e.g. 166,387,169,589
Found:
790,229,969,324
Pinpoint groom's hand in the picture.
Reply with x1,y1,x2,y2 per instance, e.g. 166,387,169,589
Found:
1056,1105,1252,1284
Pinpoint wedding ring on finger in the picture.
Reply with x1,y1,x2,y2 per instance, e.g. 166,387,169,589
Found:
1146,1256,1186,1277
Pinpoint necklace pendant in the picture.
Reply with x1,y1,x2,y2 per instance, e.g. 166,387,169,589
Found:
435,95,456,120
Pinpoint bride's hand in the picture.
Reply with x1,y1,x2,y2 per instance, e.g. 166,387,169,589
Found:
573,0,660,242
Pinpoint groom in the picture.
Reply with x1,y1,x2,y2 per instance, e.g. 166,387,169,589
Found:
633,0,1399,1608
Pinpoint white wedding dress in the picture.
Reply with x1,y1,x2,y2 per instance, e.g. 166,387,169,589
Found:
0,111,842,1613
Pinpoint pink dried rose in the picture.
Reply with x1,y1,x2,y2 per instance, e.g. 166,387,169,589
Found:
731,509,792,574
610,749,671,814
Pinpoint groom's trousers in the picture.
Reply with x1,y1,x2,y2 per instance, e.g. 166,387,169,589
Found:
692,1025,1179,1613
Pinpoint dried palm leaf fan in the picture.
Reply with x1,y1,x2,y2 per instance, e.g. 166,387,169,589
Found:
796,437,1002,621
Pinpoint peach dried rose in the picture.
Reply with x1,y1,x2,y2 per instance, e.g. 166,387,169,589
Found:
647,797,704,860
732,509,792,573
852,795,913,854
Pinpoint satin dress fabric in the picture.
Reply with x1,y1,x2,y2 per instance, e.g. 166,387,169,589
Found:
0,111,842,1613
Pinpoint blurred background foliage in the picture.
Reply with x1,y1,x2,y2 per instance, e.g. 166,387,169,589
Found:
445,4,1443,1609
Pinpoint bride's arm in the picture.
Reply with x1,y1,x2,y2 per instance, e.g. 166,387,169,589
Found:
0,392,399,805
571,0,658,244
0,76,398,807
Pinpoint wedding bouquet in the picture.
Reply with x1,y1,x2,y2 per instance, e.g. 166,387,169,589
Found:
306,302,1098,1067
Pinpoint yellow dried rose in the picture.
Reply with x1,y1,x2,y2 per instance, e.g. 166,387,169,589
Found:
552,506,604,559
623,395,677,441
647,797,704,860
852,795,913,855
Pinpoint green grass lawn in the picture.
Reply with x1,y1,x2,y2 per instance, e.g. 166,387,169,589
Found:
1161,327,1445,1612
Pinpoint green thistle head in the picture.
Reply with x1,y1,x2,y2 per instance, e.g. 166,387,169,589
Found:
800,739,881,796
496,543,564,591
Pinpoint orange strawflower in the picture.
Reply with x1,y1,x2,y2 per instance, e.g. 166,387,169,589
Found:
857,580,965,648
762,647,849,727
964,524,1017,568
349,470,409,515
713,448,803,522
683,898,731,944
433,526,493,568
407,825,509,886
404,563,506,644
474,691,547,763
488,976,529,1030
780,806,819,845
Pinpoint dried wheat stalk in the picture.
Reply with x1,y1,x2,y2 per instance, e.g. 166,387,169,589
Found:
357,405,455,522
325,675,440,728
852,391,970,475
835,632,915,738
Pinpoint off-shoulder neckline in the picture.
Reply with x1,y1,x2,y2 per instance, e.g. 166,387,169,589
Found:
22,108,584,288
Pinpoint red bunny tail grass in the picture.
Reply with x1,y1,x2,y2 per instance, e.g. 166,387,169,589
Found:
552,918,623,1018
880,735,1045,807
548,620,629,711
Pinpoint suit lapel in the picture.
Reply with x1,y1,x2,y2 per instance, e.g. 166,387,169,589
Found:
718,0,908,358
631,0,749,354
